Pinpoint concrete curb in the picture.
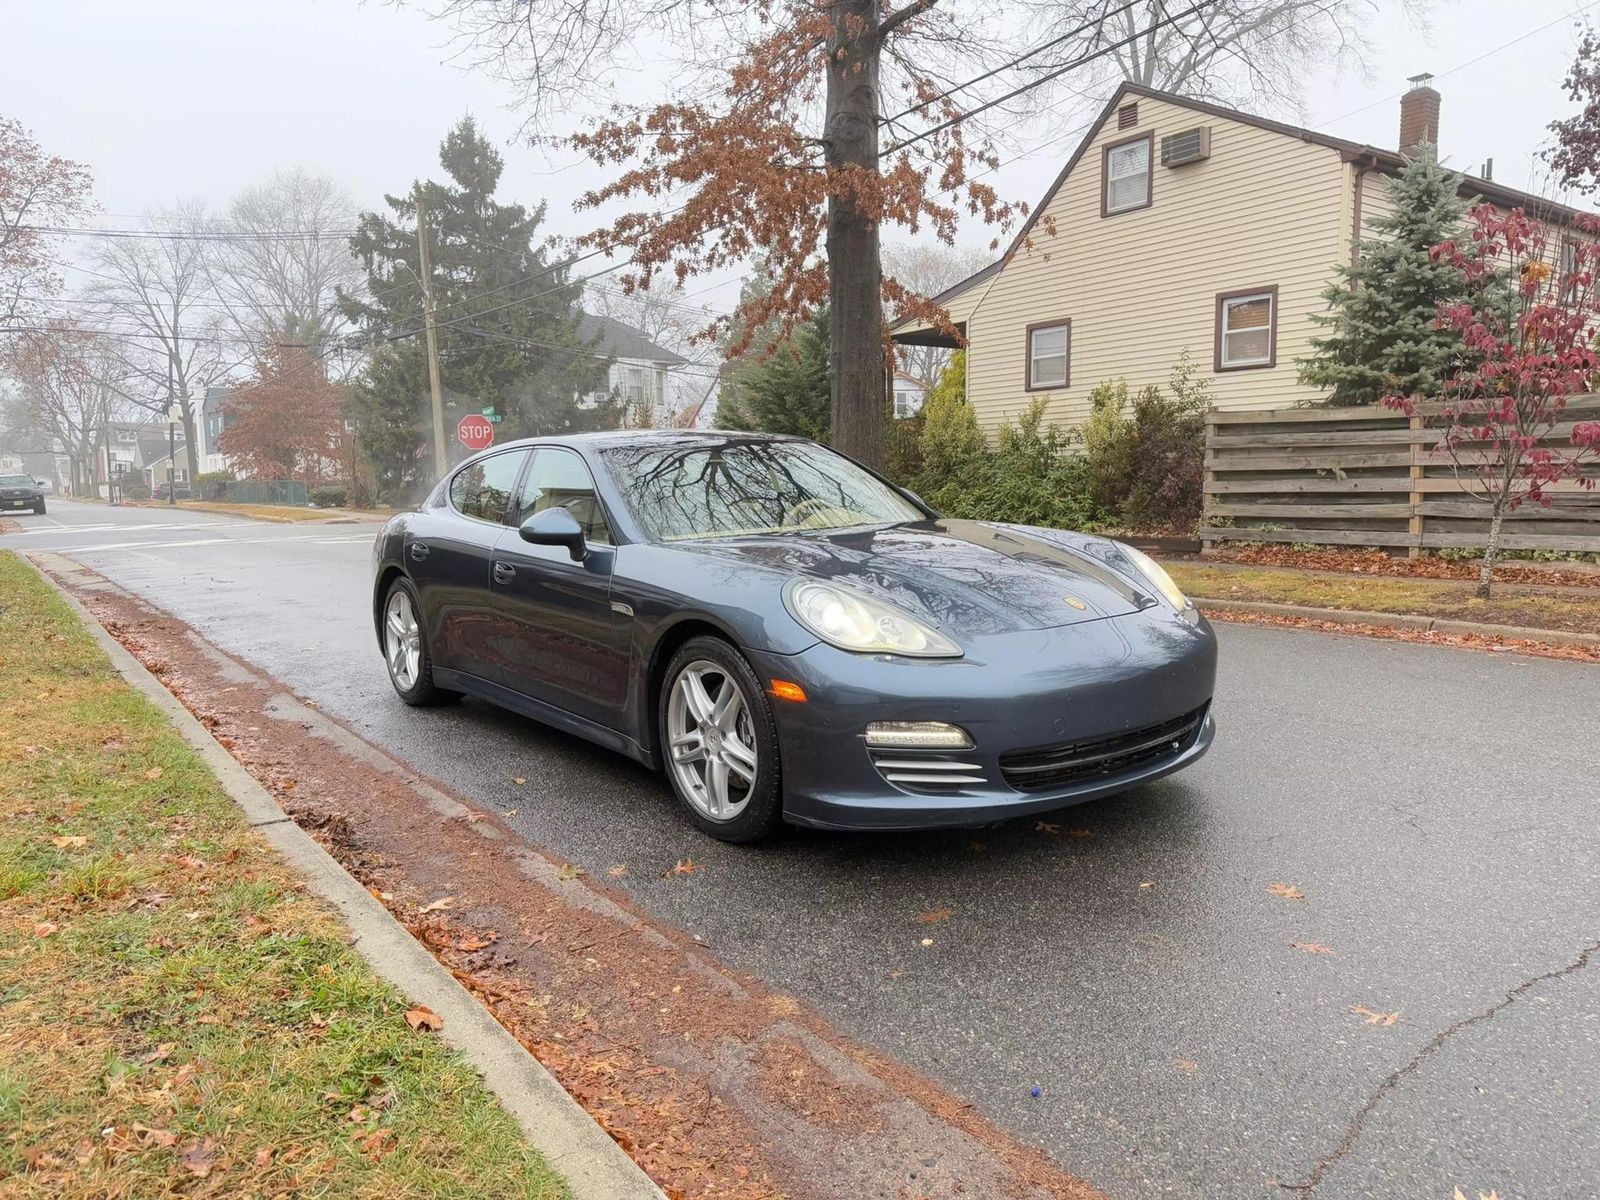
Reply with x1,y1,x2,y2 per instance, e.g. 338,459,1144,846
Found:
1193,595,1600,650
26,553,666,1200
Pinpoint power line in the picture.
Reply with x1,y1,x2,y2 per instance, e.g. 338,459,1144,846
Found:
880,0,1144,127
882,0,1216,157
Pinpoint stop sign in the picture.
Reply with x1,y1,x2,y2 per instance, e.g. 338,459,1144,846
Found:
457,413,495,451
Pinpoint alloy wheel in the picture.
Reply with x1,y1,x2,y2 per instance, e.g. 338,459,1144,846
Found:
384,588,422,691
666,659,759,821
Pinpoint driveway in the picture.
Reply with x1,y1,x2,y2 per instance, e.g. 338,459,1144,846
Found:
10,498,1598,1198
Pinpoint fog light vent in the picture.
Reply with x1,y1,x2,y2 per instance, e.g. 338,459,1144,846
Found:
864,721,973,750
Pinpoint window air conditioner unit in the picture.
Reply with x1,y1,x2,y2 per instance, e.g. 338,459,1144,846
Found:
1161,126,1211,167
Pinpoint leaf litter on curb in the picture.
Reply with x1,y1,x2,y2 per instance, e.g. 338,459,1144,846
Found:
418,895,454,914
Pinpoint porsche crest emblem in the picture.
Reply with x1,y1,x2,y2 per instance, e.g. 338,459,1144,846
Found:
1064,595,1087,611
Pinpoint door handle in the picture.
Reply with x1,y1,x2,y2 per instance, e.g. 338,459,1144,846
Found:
409,541,430,561
492,561,516,584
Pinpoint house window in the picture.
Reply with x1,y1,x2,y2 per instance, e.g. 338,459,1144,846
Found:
1118,103,1138,130
1215,287,1278,370
893,386,921,418
1025,320,1071,390
1561,239,1580,301
1102,133,1152,216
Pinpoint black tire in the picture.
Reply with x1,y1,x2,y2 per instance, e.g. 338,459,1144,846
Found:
658,635,784,843
34,502,45,515
381,577,455,707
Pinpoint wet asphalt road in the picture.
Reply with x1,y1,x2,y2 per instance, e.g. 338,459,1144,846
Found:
8,499,1599,1199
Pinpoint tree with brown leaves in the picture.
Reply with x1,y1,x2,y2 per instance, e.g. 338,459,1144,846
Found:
218,340,348,483
0,116,93,331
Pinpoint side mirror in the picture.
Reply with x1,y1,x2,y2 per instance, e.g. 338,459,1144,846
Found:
899,486,930,511
519,507,587,561
35,480,47,487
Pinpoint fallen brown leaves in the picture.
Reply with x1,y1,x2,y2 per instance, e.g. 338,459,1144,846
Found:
404,1005,444,1033
50,834,88,849
1268,883,1306,901
1205,608,1600,665
418,895,454,914
1291,942,1335,956
1350,1005,1401,1026
177,1137,221,1177
916,907,955,925
668,858,701,877
1214,543,1600,589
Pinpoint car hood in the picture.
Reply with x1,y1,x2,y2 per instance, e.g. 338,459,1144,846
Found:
677,519,1160,638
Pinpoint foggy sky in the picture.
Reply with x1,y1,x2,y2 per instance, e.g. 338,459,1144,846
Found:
3,0,1590,315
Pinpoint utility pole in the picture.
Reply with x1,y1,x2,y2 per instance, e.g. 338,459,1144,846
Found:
414,186,449,480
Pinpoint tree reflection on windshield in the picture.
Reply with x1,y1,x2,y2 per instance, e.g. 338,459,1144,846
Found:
602,439,922,542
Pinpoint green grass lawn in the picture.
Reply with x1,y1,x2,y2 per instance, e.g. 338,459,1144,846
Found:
0,551,567,1199
1170,562,1600,635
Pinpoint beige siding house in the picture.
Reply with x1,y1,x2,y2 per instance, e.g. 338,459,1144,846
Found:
895,80,1585,434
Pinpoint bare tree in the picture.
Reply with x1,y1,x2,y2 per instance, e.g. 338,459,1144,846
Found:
4,324,125,495
1022,0,1433,117
881,241,991,389
209,167,364,358
0,115,93,331
88,201,233,482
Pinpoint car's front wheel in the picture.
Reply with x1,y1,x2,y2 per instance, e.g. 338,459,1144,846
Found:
660,637,783,842
33,502,45,514
381,578,452,706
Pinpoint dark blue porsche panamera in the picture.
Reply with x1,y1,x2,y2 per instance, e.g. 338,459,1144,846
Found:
371,430,1216,842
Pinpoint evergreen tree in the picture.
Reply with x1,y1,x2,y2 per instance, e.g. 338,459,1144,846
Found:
1300,146,1471,407
716,306,831,440
339,118,615,499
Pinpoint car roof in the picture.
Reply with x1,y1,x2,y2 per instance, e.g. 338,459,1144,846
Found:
492,428,810,453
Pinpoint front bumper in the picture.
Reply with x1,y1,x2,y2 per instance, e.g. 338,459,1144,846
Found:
745,609,1218,831
3,495,41,508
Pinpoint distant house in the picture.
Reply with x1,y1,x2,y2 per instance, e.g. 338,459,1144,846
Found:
891,77,1592,434
137,435,189,493
892,373,927,420
104,421,144,481
199,386,234,474
576,313,689,428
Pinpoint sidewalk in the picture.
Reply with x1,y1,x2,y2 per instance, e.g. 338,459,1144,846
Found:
124,499,394,524
0,552,649,1198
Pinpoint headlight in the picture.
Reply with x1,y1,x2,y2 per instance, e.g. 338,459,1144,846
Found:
784,579,962,658
1117,543,1191,613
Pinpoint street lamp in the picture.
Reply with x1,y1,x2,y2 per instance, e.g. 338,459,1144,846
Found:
165,403,182,506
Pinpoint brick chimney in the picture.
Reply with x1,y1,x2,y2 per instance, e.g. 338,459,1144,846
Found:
1399,72,1440,155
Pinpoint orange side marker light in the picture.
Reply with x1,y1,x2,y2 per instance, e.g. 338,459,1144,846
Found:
769,679,808,703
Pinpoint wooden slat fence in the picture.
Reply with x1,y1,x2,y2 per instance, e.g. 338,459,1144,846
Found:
1200,396,1600,556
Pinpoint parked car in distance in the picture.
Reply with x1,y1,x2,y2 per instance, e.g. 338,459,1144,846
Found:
370,431,1217,842
153,481,194,501
0,474,47,514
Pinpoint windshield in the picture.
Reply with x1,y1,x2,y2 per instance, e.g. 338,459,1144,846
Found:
0,475,36,488
603,440,924,542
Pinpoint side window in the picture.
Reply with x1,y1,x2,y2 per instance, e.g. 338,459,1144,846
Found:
1215,288,1278,371
513,448,612,545
448,450,529,524
1102,133,1153,216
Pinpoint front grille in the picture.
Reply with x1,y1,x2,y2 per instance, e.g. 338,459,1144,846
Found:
999,704,1209,792
868,749,987,795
